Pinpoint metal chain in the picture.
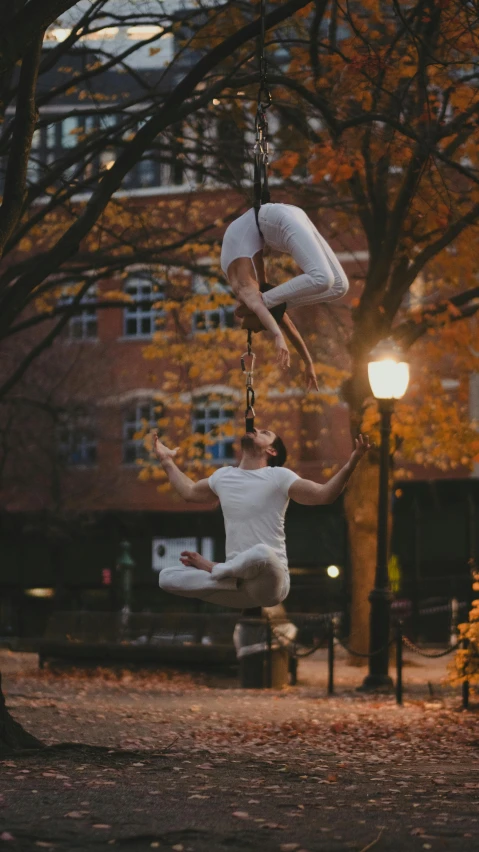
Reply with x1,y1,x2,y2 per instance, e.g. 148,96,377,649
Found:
286,635,329,659
401,634,457,658
335,635,395,658
241,329,256,431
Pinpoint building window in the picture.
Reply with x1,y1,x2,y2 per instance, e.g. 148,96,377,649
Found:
192,307,235,333
58,411,97,466
123,120,180,190
27,129,41,182
24,114,118,187
191,273,234,333
123,275,164,338
192,398,235,462
216,115,245,184
123,401,160,464
60,287,98,340
62,116,80,149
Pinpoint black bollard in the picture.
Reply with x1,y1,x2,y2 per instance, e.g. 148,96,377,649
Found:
395,622,403,706
327,619,334,696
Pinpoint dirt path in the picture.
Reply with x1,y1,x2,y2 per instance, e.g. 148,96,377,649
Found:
0,651,478,852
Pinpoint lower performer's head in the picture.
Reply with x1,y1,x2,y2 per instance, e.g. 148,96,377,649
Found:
240,428,287,467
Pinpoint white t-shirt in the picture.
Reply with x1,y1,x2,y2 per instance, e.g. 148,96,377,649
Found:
208,466,299,567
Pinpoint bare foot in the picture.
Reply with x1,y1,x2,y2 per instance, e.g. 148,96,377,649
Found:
180,551,216,573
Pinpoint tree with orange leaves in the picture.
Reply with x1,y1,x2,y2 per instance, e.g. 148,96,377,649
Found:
0,0,316,751
257,0,479,655
141,0,479,658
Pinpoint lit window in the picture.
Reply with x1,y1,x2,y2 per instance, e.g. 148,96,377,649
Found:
45,27,71,42
81,27,119,41
123,401,160,465
192,398,235,463
46,123,58,154
27,130,41,182
123,276,164,338
62,117,79,149
58,411,97,467
127,25,164,40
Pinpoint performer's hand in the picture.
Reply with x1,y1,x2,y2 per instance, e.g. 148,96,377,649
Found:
305,364,319,392
275,334,290,369
241,314,264,333
153,432,179,463
235,303,250,319
351,433,373,465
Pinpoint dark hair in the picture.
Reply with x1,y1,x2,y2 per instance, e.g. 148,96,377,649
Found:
267,435,287,468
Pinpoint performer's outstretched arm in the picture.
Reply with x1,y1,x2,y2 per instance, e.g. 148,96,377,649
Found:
153,435,217,504
289,435,373,505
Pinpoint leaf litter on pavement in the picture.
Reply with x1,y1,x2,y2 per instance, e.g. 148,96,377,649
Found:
1,659,478,851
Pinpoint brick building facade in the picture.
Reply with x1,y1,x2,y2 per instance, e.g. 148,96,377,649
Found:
0,20,478,636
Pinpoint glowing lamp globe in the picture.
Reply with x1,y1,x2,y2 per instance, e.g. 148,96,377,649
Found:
327,565,340,579
368,339,410,400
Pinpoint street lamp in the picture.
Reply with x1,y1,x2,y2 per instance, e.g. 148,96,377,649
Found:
362,339,409,690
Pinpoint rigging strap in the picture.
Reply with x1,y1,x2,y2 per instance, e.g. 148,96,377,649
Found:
242,0,272,433
253,0,272,234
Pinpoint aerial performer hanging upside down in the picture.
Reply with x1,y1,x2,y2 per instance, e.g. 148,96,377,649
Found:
221,203,350,388
154,428,371,610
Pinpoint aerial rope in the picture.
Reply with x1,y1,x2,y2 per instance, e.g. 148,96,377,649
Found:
242,0,272,433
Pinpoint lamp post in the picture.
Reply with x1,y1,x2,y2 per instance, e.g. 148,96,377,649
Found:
116,540,136,638
362,339,410,690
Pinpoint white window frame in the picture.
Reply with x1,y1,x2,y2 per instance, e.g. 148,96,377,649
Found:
58,411,97,467
191,272,234,334
123,275,165,339
192,397,236,464
59,285,98,341
192,305,235,333
123,400,160,465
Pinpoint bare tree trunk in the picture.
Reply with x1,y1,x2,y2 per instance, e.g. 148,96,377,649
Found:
343,455,379,664
0,674,42,751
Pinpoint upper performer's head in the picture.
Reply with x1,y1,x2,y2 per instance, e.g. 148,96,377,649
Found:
240,428,287,468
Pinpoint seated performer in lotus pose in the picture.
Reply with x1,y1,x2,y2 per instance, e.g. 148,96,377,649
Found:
221,203,349,378
154,428,371,610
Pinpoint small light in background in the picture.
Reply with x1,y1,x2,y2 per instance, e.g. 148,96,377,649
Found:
212,98,220,105
46,27,72,42
127,25,164,40
327,565,340,579
81,27,119,41
24,588,55,599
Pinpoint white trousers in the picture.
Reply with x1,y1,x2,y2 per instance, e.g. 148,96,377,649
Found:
258,203,349,309
158,543,290,609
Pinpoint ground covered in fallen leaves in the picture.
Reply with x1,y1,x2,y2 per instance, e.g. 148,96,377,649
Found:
0,649,478,852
